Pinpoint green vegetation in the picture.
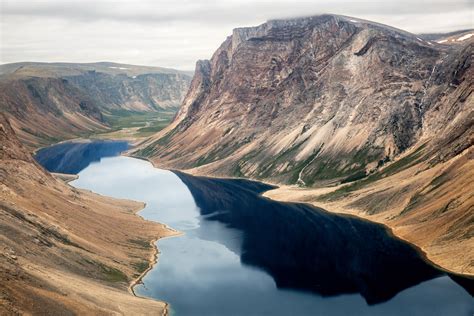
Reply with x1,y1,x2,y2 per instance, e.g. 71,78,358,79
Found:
101,266,128,282
292,147,381,186
399,192,424,215
136,119,171,137
133,143,156,157
89,109,176,140
231,151,260,177
128,238,152,249
399,167,451,216
426,170,450,193
156,127,179,146
133,125,178,157
289,150,319,184
195,147,224,167
195,137,258,168
20,127,63,144
104,110,174,130
84,259,128,283
375,144,426,177
232,164,245,177
133,261,150,273
318,144,427,201
247,142,303,182
341,170,367,184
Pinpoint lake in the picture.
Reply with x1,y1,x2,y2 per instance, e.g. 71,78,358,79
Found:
36,140,474,316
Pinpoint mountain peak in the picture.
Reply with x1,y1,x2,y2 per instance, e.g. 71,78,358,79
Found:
139,15,471,187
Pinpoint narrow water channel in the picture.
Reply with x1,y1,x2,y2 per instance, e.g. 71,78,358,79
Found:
36,141,474,316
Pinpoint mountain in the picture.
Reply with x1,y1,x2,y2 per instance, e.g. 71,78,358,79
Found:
0,113,173,314
0,62,192,148
419,29,473,44
135,15,473,275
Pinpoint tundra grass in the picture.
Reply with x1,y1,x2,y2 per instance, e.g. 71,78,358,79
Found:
318,144,427,201
104,110,175,131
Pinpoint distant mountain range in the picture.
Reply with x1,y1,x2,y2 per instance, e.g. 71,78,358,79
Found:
0,62,192,147
0,12,472,315
135,15,473,275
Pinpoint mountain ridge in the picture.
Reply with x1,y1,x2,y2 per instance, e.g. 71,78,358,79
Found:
139,14,468,181
135,14,473,275
0,61,193,77
0,62,192,148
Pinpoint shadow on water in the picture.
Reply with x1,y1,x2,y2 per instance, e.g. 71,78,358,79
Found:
33,140,473,314
174,172,473,305
34,140,129,174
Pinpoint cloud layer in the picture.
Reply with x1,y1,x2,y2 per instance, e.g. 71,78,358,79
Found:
1,0,472,69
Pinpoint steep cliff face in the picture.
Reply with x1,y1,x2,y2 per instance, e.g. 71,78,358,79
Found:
140,15,471,186
137,15,473,275
0,62,192,148
63,70,191,112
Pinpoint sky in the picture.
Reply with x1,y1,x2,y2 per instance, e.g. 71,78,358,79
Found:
0,0,472,70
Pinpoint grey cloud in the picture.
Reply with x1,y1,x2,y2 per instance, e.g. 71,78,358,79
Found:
2,0,471,24
1,0,472,69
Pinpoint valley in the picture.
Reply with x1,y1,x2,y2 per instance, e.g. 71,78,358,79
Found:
0,62,191,148
0,115,174,314
0,62,190,314
0,12,472,316
31,139,474,316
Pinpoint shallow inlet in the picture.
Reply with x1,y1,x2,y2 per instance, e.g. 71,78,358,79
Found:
37,141,474,316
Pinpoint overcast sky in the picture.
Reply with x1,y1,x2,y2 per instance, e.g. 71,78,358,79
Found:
0,0,472,70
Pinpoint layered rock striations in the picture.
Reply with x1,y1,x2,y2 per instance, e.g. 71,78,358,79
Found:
137,15,473,275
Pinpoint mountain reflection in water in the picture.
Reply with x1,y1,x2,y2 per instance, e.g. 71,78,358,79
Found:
35,140,129,174
175,172,472,305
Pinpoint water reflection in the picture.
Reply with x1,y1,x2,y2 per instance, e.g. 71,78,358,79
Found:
174,172,472,305
34,140,129,174
34,141,473,316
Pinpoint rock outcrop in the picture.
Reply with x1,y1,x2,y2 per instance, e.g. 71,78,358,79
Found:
137,15,473,275
139,15,471,185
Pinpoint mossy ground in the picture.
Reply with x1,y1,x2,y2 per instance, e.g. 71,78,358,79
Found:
318,144,427,201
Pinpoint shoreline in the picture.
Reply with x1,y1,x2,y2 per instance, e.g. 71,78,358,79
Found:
128,222,182,296
40,138,472,314
128,231,183,316
62,159,181,316
261,189,472,279
127,204,183,316
117,170,183,316
130,152,473,279
261,186,474,278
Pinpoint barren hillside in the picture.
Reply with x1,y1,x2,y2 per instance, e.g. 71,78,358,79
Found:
0,113,173,314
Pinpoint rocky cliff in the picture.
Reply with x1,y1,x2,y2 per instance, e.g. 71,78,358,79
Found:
140,15,471,185
137,15,473,275
0,62,192,147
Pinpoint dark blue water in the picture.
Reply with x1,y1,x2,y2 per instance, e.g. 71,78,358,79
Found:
34,140,129,174
35,141,474,316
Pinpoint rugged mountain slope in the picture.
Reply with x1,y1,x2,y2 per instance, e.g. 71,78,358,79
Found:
0,62,192,148
136,15,473,275
139,15,470,184
0,76,108,148
0,113,173,314
419,29,473,44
